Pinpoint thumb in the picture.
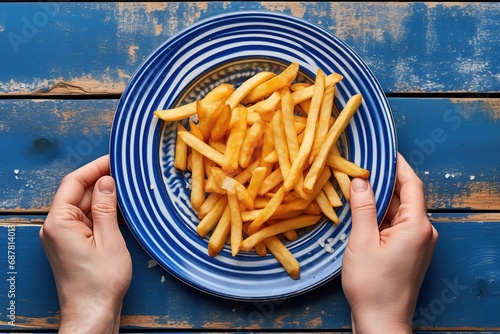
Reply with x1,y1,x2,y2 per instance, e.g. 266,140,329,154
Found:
348,178,379,246
91,176,120,243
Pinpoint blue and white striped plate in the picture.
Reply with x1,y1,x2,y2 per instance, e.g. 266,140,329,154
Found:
110,11,397,301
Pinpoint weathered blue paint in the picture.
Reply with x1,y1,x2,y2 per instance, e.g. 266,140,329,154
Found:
0,2,498,94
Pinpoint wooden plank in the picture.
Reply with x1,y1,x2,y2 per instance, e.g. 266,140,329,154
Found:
0,2,498,95
1,98,498,212
0,99,116,212
0,216,499,331
393,98,500,211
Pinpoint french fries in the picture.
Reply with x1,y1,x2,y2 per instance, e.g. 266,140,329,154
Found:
154,62,369,279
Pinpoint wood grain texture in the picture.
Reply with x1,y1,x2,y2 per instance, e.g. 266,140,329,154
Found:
1,98,498,212
0,220,499,331
0,2,498,95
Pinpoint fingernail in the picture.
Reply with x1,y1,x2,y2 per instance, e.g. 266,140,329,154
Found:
351,178,368,192
98,176,115,194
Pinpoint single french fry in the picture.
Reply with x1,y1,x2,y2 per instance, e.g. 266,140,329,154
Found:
259,123,274,176
263,236,300,279
315,190,340,224
326,147,370,178
284,69,326,191
223,106,248,173
174,124,188,170
291,72,343,105
198,193,223,219
154,83,234,121
210,104,232,141
289,82,310,92
196,195,228,237
304,94,362,192
242,62,300,104
322,180,343,207
154,102,197,122
241,214,322,251
246,167,267,200
178,131,224,165
247,90,281,114
310,84,335,163
228,193,243,257
271,112,291,179
226,71,276,110
239,119,265,168
283,229,299,241
189,122,206,211
281,87,300,162
333,169,351,201
208,205,231,256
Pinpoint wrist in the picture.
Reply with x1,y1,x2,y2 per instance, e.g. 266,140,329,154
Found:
351,311,412,334
58,302,122,334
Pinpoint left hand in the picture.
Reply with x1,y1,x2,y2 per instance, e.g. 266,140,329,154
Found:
40,155,132,334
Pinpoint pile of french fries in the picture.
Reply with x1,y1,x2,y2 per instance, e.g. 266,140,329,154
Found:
154,62,369,279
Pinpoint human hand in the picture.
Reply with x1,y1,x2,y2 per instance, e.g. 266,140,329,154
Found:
341,153,438,333
40,155,132,334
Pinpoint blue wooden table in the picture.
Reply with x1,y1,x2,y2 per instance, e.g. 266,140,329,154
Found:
1,2,499,332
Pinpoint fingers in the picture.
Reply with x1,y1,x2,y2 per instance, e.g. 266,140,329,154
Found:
349,178,380,247
52,155,111,208
90,176,122,247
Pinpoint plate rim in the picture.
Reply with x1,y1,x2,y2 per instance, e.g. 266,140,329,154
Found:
110,10,397,301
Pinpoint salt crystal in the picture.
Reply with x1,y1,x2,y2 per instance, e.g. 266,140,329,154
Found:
150,184,155,190
339,233,347,243
14,169,19,174
318,239,325,248
469,175,475,180
445,173,450,179
160,275,165,283
147,259,158,268
424,171,429,175
327,238,334,244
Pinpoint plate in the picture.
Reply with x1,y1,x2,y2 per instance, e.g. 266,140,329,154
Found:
110,11,397,301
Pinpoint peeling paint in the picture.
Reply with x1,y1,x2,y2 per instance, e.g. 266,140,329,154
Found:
117,68,131,79
427,181,500,210
128,45,139,63
260,2,306,18
328,3,409,45
449,98,500,121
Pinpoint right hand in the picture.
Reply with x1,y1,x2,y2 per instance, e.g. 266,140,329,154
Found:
341,153,438,333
